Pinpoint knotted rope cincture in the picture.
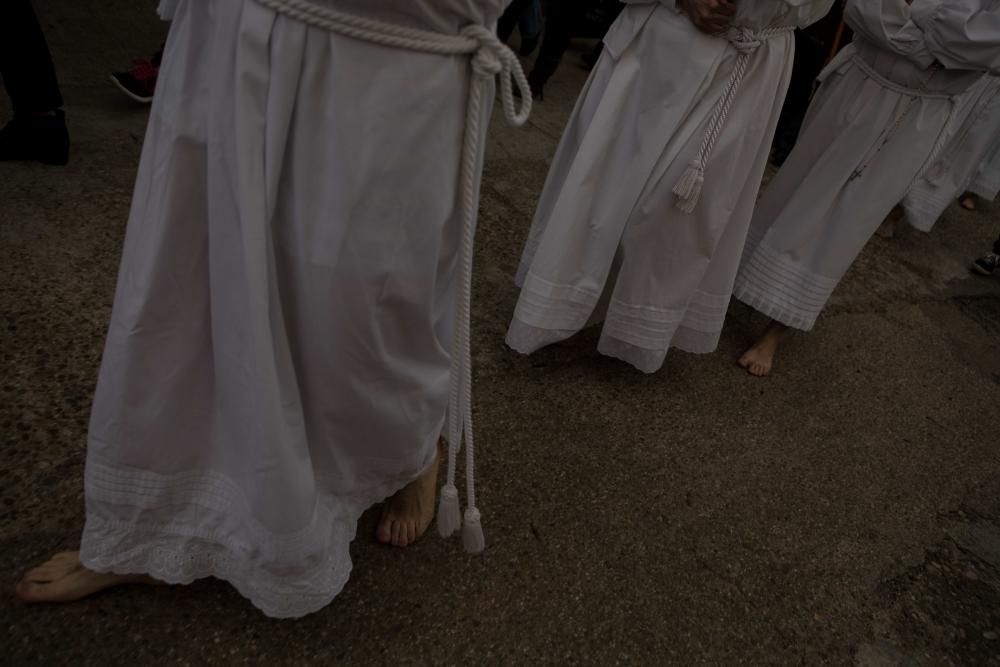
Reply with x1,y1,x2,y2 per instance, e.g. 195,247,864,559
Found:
256,0,532,554
673,26,793,213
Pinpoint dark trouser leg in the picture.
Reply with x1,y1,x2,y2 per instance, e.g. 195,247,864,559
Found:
498,0,534,43
0,0,63,116
529,0,577,90
994,233,1000,255
771,32,825,165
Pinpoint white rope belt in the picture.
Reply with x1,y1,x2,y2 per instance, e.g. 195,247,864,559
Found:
848,62,946,184
673,26,793,213
256,0,532,554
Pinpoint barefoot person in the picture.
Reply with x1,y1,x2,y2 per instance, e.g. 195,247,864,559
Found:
17,0,529,618
903,75,1000,232
735,0,1000,377
507,0,835,373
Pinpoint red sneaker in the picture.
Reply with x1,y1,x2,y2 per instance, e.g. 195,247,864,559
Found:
110,58,159,104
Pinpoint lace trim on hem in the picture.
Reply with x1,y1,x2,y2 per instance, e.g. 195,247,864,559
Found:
903,183,955,233
596,335,664,374
80,465,423,619
505,318,576,355
732,283,818,331
734,242,837,330
670,326,722,355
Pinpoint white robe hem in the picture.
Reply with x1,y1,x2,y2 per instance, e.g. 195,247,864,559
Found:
80,462,426,619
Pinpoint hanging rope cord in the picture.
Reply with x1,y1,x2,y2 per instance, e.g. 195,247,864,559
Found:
673,26,794,213
255,0,532,553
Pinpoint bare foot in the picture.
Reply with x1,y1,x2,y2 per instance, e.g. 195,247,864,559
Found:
738,321,789,377
960,193,978,211
376,443,442,547
16,551,158,603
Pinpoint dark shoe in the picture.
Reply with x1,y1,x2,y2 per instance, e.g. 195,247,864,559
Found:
972,252,1000,276
110,57,160,104
0,111,70,165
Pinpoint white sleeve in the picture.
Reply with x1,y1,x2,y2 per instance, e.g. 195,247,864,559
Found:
912,0,1000,73
783,0,838,30
844,0,935,67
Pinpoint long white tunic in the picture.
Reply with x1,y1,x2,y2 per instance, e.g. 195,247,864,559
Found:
968,118,1000,201
80,0,510,618
507,0,834,374
735,0,1000,331
904,75,1000,231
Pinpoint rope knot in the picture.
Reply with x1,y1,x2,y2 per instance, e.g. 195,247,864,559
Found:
673,25,792,212
727,26,761,54
460,24,531,126
461,25,504,78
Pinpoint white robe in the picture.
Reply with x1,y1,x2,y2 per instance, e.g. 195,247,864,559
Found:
80,0,510,618
507,0,835,374
968,119,1000,201
735,0,1000,331
157,0,179,20
904,75,1000,231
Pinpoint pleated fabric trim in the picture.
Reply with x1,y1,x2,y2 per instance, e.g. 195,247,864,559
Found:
81,459,424,619
734,240,841,332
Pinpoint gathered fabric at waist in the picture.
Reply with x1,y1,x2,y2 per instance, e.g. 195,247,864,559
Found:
843,39,982,97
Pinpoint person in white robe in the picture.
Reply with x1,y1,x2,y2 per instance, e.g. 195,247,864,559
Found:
903,74,1000,228
966,132,1000,208
506,0,836,374
734,0,1000,377
15,0,529,618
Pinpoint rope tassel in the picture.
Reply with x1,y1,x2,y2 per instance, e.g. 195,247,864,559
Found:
437,483,461,537
673,160,705,213
672,26,791,213
462,508,485,554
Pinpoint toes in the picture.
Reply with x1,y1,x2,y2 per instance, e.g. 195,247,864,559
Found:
737,353,753,368
405,521,417,546
392,521,405,547
23,553,82,583
16,579,64,603
33,562,78,581
15,580,42,602
26,564,69,582
24,568,56,584
376,517,394,545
